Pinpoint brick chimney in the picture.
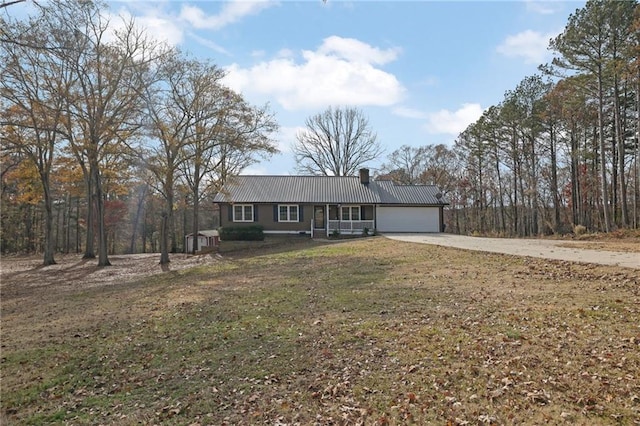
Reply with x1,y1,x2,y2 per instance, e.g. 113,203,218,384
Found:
359,168,370,185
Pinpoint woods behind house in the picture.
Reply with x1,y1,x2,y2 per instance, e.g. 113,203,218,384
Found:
2,0,639,263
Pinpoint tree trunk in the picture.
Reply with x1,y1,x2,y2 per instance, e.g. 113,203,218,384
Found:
477,152,484,234
83,167,96,259
159,212,169,265
54,194,61,254
191,189,199,255
76,197,81,253
512,151,519,236
64,193,71,254
41,173,56,266
517,158,527,237
636,75,640,229
550,126,561,233
614,79,628,227
170,208,177,253
166,181,177,254
597,68,612,232
93,162,111,267
494,144,506,234
142,205,148,253
129,184,147,254
160,176,176,265
570,125,579,227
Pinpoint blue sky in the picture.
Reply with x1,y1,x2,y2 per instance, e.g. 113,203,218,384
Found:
9,0,586,175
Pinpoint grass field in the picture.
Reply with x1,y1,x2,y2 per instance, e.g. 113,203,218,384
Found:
1,237,639,425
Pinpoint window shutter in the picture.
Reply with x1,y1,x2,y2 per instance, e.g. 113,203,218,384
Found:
228,205,233,221
299,205,304,222
273,205,278,222
254,205,258,222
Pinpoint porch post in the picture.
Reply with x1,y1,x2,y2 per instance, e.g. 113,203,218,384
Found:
326,204,329,237
374,204,377,232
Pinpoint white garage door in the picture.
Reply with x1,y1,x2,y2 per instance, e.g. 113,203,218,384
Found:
376,206,440,233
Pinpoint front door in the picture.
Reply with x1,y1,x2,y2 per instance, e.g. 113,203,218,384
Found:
314,206,325,229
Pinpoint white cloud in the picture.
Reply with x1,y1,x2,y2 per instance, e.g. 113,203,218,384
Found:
135,14,184,46
223,36,405,110
318,35,401,65
417,76,439,87
105,8,184,47
425,103,484,136
276,126,306,153
392,106,428,120
186,32,230,55
180,1,276,30
525,0,559,15
496,29,557,64
116,1,276,57
276,48,295,58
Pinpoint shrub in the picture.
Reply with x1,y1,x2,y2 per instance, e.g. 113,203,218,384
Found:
573,224,587,236
362,227,369,236
331,229,340,238
219,225,264,241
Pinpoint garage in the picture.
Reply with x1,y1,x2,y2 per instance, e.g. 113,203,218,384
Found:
376,206,441,233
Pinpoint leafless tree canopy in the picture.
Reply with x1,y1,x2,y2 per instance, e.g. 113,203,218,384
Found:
1,0,278,266
378,144,459,194
293,106,383,176
0,0,26,9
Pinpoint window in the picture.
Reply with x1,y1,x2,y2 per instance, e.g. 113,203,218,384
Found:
340,206,360,221
233,204,254,222
278,205,299,222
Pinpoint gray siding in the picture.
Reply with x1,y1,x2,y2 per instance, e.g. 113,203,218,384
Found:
220,203,312,233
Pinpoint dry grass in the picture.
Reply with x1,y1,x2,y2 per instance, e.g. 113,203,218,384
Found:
556,241,640,253
555,229,640,254
1,237,639,425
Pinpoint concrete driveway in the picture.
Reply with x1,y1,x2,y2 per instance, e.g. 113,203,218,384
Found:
383,233,639,269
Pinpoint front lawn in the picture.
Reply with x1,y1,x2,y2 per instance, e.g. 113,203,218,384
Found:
1,238,639,424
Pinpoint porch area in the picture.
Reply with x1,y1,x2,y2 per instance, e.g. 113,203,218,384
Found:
310,204,375,238
327,220,375,235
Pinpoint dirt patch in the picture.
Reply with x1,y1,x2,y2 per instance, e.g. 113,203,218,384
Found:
0,252,222,296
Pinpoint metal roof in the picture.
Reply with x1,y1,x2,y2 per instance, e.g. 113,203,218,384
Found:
185,230,219,237
374,180,446,205
213,175,448,206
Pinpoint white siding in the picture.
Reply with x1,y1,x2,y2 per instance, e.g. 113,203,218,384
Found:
186,235,209,253
185,232,219,252
376,206,440,233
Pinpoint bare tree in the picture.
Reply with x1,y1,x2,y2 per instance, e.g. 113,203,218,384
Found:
1,5,76,265
179,86,277,255
378,145,427,184
49,0,167,266
293,106,382,176
0,0,26,9
141,53,207,263
176,63,229,256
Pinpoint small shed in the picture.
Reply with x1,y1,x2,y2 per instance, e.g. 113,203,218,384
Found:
185,229,220,253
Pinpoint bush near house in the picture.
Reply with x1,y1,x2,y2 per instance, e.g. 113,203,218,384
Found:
219,225,265,241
